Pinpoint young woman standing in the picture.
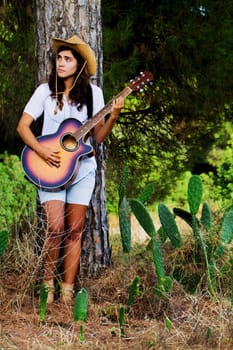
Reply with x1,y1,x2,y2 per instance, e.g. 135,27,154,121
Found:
17,35,124,304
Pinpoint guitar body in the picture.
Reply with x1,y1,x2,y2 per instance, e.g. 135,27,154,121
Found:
21,118,93,191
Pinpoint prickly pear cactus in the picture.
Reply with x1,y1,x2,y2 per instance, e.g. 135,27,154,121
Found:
173,207,194,228
118,165,129,206
138,183,155,204
130,199,170,293
129,198,155,238
74,288,88,322
119,197,131,253
201,202,213,231
220,209,233,244
39,283,48,322
151,235,165,283
158,203,182,248
188,175,203,215
215,209,233,258
127,276,140,307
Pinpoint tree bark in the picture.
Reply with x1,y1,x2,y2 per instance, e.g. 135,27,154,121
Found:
34,0,111,277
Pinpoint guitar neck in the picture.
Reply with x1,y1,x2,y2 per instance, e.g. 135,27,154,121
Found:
73,86,132,140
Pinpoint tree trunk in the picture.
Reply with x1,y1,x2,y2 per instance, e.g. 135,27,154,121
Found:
34,0,111,277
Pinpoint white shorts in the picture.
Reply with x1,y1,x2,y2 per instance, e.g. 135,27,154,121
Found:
38,170,96,205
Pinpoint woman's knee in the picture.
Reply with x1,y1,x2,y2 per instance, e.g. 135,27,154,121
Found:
47,221,64,233
69,228,83,242
46,220,65,244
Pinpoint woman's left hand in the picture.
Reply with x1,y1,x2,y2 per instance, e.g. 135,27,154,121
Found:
111,97,124,119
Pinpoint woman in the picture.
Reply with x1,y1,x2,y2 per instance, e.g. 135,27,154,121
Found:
17,35,124,304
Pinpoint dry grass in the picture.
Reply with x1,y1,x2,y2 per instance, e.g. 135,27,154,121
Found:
1,215,233,350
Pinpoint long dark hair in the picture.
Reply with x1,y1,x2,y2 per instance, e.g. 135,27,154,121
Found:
48,46,90,111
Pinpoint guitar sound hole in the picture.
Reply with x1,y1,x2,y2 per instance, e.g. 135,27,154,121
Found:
61,133,79,152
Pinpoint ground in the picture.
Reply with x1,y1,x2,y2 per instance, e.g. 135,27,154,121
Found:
1,265,233,350
1,217,233,349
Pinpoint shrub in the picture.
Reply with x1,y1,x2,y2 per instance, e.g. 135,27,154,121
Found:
0,152,37,232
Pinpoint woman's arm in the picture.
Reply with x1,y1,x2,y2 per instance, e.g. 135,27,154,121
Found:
93,97,124,143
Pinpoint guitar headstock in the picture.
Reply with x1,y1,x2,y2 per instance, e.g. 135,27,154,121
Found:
129,71,154,91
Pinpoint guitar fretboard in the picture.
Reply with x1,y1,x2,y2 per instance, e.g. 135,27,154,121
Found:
72,86,132,140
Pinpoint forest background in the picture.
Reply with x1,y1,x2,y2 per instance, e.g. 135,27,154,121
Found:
1,1,233,349
1,0,233,213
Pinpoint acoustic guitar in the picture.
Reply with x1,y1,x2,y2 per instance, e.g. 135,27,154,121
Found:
21,71,153,191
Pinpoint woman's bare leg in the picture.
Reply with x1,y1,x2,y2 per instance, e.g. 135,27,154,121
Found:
42,200,65,282
63,203,87,286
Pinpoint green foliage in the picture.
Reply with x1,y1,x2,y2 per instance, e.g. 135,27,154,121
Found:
0,152,37,231
102,1,148,101
0,229,9,257
103,0,233,205
173,174,233,301
106,127,187,210
210,132,233,206
0,1,34,153
154,1,233,108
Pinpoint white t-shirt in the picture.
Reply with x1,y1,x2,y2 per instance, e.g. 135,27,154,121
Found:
24,82,105,183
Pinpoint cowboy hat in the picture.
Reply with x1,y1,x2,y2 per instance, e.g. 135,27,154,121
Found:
52,35,96,76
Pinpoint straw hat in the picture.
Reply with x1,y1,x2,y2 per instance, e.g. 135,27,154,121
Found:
52,35,96,76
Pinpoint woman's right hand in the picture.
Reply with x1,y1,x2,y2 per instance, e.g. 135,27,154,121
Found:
37,145,61,168
17,112,61,167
